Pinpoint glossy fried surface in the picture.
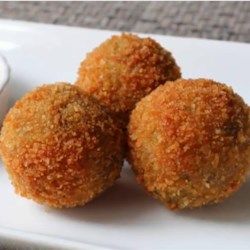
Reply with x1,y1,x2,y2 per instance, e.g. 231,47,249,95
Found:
0,83,124,208
128,79,250,209
76,33,181,127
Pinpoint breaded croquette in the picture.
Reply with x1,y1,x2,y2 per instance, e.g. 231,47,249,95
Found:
128,78,250,209
0,83,124,208
76,33,181,127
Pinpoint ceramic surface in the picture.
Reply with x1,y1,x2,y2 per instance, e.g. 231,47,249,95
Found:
0,19,249,250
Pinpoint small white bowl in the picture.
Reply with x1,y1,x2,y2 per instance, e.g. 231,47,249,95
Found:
0,54,10,125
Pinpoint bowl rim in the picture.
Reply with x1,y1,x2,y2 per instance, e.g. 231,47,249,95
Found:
0,54,10,94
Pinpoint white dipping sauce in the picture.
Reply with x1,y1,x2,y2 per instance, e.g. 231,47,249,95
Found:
0,55,10,125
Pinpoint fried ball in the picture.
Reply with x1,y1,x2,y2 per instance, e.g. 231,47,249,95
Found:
76,33,181,127
0,83,124,208
128,78,250,210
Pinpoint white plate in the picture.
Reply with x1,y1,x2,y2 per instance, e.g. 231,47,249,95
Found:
0,19,250,250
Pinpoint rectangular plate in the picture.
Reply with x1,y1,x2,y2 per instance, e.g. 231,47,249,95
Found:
0,19,250,250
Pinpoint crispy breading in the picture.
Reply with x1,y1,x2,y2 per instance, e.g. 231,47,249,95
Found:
0,83,124,208
75,33,181,127
128,78,250,209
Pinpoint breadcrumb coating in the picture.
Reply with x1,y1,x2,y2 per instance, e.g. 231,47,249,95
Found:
128,78,250,209
0,83,124,208
76,33,181,127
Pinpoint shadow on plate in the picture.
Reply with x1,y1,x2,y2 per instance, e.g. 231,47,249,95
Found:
43,166,250,225
178,179,250,224
47,167,160,225
9,76,32,106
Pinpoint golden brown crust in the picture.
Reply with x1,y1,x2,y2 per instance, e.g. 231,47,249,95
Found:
0,83,124,208
75,33,181,125
128,78,250,209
